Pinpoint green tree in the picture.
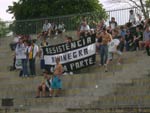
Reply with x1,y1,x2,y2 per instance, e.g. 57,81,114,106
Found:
0,20,10,38
7,0,107,34
145,0,150,17
7,0,106,20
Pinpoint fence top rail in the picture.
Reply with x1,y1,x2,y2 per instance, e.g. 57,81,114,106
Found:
3,7,137,23
106,7,137,12
8,11,100,23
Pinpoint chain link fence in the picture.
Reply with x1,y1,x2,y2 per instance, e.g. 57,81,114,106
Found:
2,7,141,36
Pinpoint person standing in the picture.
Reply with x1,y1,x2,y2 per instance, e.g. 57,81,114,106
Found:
15,38,28,77
39,38,48,72
22,40,29,77
143,26,150,56
105,32,122,72
28,40,39,76
109,17,118,33
129,10,136,25
99,27,112,66
51,57,63,97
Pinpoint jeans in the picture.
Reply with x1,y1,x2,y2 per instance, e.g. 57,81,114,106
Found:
21,59,28,77
29,59,36,76
125,41,130,51
100,45,108,65
119,41,124,52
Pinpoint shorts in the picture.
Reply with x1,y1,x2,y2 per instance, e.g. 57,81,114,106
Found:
108,51,122,60
145,41,150,47
51,76,62,89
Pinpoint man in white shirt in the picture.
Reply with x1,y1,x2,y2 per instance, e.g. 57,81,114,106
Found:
129,10,136,25
105,36,122,72
58,22,65,34
80,21,90,38
42,20,52,38
15,38,28,77
80,23,90,31
109,17,118,31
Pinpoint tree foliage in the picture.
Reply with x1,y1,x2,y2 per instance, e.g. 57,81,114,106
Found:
7,0,107,35
0,20,10,38
7,0,106,20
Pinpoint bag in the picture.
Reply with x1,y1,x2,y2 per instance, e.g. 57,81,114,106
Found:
15,59,22,69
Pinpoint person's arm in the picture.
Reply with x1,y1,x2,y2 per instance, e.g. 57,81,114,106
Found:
109,34,112,41
115,22,118,27
15,44,18,55
42,24,45,31
35,45,39,58
143,32,145,41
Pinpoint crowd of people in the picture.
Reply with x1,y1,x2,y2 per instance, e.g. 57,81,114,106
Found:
77,10,150,71
37,20,65,39
9,9,150,98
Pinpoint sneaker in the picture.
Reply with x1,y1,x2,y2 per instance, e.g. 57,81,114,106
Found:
48,95,52,98
104,64,107,67
63,72,68,75
69,72,74,75
98,64,102,66
105,69,108,72
117,62,121,65
104,66,108,72
35,96,40,98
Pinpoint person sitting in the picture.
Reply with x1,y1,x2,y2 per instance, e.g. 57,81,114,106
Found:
58,22,65,34
133,26,143,50
42,20,52,38
36,71,52,98
136,14,144,29
109,17,118,33
79,21,90,38
129,10,136,25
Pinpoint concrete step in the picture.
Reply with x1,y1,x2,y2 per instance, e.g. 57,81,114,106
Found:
67,107,150,113
113,84,150,96
0,107,28,113
12,96,99,109
84,95,150,109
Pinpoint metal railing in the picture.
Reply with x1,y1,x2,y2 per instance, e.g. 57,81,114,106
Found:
2,7,142,35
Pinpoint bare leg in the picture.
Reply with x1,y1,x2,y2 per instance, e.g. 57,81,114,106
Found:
50,89,54,97
56,89,61,97
36,85,41,97
42,84,46,97
139,41,142,50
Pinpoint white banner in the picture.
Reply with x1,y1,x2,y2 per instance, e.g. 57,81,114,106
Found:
44,44,96,65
